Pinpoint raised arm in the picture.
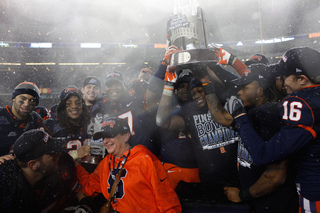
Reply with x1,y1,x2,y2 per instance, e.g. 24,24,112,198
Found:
156,70,185,132
145,46,181,112
198,67,234,126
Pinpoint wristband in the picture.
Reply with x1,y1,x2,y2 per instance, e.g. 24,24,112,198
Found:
163,85,174,97
69,150,78,160
239,188,254,202
203,82,215,95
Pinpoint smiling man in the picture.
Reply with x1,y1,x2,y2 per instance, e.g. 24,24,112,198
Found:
42,86,91,160
0,82,45,156
81,76,101,114
76,117,182,213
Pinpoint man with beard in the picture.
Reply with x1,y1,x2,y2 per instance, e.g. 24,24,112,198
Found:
0,82,44,156
215,64,299,212
0,130,62,212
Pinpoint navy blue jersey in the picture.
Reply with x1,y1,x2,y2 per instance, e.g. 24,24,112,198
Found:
181,102,239,186
0,106,44,156
34,106,50,121
128,78,149,110
238,102,298,213
235,85,320,201
160,105,197,168
42,118,90,154
49,104,58,119
90,94,159,155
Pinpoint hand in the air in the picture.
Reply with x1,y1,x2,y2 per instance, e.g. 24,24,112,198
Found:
164,69,178,86
214,47,236,65
161,45,181,66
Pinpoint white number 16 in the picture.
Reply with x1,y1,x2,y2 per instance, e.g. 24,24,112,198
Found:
282,101,302,121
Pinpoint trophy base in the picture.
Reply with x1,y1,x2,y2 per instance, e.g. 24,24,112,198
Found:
81,155,102,173
168,48,218,72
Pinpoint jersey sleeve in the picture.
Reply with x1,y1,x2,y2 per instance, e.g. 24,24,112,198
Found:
145,150,182,212
280,96,317,137
76,162,103,196
235,114,313,166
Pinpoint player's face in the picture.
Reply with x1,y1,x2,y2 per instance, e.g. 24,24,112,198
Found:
102,133,130,158
37,153,61,175
105,81,125,102
176,82,191,103
237,81,261,107
65,95,83,120
284,75,302,94
12,94,37,120
191,87,207,108
275,76,284,92
82,84,100,104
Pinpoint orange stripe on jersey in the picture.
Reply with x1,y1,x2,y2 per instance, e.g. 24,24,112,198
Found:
6,106,14,118
297,124,317,139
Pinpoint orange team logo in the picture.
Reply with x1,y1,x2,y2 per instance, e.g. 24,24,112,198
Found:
220,146,226,153
102,121,115,128
129,88,135,96
249,55,263,61
61,169,69,180
64,88,79,93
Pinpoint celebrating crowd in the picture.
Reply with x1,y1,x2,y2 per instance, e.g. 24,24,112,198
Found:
0,45,320,213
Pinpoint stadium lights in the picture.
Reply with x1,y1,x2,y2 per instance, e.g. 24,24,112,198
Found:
59,63,100,65
102,62,127,65
255,37,295,44
80,43,101,48
0,63,21,65
30,43,52,48
26,63,56,65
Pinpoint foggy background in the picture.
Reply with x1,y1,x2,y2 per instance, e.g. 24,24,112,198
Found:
0,0,320,107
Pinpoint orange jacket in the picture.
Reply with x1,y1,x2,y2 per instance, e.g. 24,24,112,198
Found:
76,145,181,212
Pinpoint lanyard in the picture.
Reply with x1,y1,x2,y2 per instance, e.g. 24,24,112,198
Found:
109,148,131,179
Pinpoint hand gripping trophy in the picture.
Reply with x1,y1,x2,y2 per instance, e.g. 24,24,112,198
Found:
166,0,240,82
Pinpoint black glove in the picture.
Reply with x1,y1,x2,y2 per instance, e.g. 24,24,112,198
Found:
224,96,246,117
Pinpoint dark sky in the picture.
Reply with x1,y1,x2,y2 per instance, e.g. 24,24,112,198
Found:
1,0,320,44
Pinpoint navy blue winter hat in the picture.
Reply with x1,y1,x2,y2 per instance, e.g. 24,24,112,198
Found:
13,129,63,162
190,78,203,91
232,64,271,89
83,76,101,88
93,117,130,140
60,85,82,100
175,69,193,90
105,71,124,85
278,47,320,78
12,82,40,105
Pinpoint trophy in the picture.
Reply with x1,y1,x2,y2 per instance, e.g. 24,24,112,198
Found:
81,139,105,173
167,0,218,75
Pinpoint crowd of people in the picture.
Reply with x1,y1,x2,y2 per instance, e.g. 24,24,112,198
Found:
0,45,320,213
